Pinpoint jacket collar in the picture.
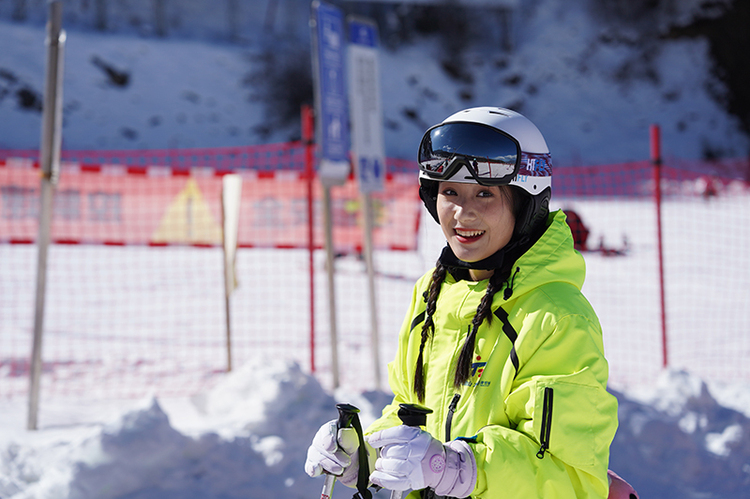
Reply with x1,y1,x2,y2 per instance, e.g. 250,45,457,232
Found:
438,210,585,297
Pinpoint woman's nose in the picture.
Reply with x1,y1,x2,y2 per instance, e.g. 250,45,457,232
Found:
454,200,478,221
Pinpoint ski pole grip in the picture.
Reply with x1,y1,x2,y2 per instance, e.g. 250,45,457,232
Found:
336,403,360,430
319,404,362,499
397,403,432,427
389,404,433,499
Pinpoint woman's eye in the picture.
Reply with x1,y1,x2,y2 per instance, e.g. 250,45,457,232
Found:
477,189,493,198
440,188,456,196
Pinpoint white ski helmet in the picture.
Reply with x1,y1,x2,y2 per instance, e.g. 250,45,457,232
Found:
418,106,552,239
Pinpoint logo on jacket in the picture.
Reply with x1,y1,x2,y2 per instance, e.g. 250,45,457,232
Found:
470,362,486,377
466,360,490,387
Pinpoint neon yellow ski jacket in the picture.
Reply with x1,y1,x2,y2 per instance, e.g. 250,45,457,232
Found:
366,210,618,498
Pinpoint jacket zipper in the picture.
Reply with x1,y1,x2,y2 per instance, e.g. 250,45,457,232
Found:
445,393,461,441
536,387,554,459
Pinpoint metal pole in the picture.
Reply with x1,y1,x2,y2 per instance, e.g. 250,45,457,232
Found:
28,0,65,431
361,193,381,390
322,186,340,389
302,105,317,374
651,124,668,368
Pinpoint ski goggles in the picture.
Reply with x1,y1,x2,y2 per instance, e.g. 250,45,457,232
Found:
418,122,551,185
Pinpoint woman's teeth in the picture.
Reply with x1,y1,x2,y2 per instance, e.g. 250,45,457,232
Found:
455,229,484,238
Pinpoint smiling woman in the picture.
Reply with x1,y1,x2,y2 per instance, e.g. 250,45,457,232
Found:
306,106,624,499
436,182,516,282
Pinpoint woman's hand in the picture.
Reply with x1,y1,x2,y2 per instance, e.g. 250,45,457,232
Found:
367,425,477,497
304,419,361,486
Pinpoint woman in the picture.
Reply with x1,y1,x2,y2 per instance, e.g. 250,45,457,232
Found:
306,107,621,499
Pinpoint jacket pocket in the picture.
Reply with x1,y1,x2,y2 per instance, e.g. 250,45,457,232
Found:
530,367,613,471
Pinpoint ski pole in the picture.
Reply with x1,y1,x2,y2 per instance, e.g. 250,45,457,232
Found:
319,403,360,499
390,403,433,499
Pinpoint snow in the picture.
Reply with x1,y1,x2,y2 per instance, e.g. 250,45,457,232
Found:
2,360,750,499
1,0,750,498
1,205,749,497
0,360,391,499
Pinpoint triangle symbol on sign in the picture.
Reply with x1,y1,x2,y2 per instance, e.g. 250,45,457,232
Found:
151,178,222,244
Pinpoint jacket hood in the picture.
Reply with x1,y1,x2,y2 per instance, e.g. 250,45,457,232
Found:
501,209,585,300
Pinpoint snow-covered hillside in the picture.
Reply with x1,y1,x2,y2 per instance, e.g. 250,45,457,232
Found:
0,0,748,164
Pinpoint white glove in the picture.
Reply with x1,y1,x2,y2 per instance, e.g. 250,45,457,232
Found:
304,419,375,488
367,426,477,498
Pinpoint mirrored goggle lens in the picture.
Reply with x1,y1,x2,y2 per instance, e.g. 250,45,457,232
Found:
418,122,520,182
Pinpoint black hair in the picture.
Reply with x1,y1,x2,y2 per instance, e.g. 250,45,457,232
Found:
414,261,509,402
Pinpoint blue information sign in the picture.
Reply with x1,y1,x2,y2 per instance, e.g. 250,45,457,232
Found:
349,19,376,47
311,2,350,184
347,17,385,193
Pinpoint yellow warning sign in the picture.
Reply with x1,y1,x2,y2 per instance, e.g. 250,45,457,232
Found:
151,179,222,244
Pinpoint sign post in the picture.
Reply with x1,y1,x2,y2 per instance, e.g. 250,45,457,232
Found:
311,1,350,388
347,16,385,390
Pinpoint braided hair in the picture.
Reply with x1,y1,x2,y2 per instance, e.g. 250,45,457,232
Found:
414,262,447,402
413,263,509,402
453,270,506,389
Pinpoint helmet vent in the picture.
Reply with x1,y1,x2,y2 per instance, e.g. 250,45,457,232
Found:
489,109,510,116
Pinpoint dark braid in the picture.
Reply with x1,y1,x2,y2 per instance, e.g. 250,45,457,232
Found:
453,271,505,389
414,262,447,402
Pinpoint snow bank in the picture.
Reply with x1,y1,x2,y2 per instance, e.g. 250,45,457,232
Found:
2,360,749,499
1,359,342,499
610,370,750,498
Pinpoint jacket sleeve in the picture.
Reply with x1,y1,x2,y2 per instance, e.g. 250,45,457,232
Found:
468,311,618,499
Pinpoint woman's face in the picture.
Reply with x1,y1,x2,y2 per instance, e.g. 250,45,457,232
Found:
437,182,516,278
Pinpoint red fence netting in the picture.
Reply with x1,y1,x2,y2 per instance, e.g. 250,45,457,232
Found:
1,144,748,401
